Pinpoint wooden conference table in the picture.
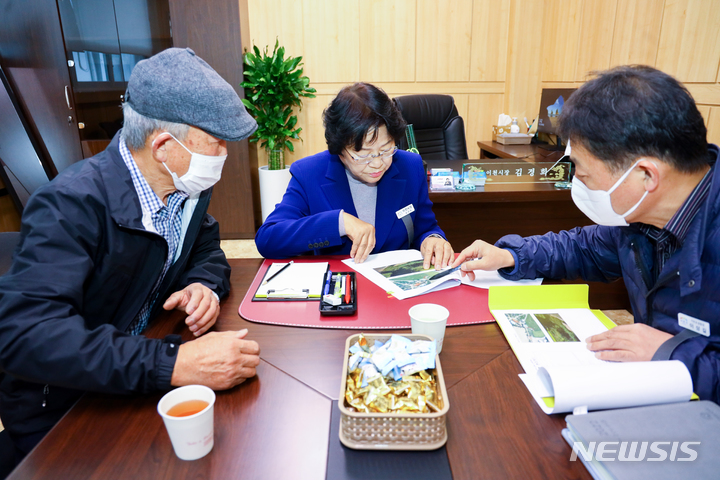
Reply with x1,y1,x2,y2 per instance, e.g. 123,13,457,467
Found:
10,258,607,480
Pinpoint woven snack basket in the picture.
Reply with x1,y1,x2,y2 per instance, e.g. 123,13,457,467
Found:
338,333,449,450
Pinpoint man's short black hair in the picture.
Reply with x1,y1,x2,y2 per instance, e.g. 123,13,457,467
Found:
558,65,708,174
323,83,406,155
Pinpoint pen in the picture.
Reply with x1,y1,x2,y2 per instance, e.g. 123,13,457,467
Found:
341,275,346,302
262,260,294,285
345,275,351,304
429,265,461,281
323,270,333,296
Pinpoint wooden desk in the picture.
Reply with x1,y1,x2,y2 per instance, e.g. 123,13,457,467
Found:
477,140,565,161
11,259,602,480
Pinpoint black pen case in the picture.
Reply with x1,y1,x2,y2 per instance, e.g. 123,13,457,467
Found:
319,268,357,316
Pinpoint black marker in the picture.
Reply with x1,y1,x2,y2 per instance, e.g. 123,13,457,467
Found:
262,261,294,285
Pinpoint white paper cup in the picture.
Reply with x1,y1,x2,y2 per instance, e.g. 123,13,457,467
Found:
157,385,216,460
409,303,449,353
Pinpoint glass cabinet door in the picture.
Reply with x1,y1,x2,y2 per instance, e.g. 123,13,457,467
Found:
57,0,171,143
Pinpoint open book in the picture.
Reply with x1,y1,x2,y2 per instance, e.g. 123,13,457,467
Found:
343,250,542,300
489,284,694,414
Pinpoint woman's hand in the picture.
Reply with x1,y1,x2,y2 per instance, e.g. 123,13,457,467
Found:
343,212,376,263
420,236,454,270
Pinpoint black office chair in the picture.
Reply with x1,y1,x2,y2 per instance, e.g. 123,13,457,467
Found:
393,94,469,160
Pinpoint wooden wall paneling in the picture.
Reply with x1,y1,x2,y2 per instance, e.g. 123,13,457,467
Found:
706,107,720,146
359,0,416,82
282,94,332,164
655,0,720,82
541,0,582,82
465,93,506,156
246,0,304,59
686,84,720,105
416,0,474,82
469,0,510,82
504,0,544,121
609,0,664,68
168,0,255,238
575,0,618,81
311,82,506,96
302,0,360,83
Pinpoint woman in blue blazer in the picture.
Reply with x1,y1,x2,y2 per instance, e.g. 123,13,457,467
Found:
255,83,454,268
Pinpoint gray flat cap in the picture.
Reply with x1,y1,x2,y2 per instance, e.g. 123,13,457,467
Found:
125,47,257,141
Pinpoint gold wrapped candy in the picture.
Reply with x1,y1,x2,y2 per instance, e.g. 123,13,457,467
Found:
344,337,441,414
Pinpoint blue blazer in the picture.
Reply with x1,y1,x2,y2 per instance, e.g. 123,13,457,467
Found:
255,150,445,258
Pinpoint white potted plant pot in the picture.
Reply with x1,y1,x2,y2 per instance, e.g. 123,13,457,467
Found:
258,165,291,222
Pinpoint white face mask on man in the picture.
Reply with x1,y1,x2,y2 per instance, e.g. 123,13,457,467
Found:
571,157,649,227
157,132,227,195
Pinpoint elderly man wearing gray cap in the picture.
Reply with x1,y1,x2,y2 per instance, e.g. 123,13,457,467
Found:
0,48,260,463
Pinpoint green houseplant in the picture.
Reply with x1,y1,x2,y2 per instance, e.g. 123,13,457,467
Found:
241,40,316,170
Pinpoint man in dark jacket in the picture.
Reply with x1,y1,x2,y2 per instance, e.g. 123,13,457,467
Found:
452,65,720,403
0,48,260,461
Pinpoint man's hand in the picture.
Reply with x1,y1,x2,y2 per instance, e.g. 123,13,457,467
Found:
171,329,261,390
343,212,376,263
586,324,673,362
420,236,454,270
163,282,219,337
450,240,515,281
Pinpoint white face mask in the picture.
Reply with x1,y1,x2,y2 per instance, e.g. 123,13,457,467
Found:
157,132,227,195
571,159,649,227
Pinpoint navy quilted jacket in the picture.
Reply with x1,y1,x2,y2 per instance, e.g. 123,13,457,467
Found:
497,145,720,402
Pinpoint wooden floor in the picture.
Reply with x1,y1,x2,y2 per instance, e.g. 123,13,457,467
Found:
220,239,262,258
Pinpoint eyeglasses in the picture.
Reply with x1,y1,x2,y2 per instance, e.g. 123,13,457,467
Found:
346,146,398,165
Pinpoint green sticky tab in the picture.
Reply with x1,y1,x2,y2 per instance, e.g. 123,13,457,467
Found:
542,396,555,408
489,285,590,310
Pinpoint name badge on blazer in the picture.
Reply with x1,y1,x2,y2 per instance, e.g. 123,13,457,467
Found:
395,204,415,219
678,313,710,337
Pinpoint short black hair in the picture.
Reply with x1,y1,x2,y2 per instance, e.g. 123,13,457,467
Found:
558,65,708,174
323,83,406,155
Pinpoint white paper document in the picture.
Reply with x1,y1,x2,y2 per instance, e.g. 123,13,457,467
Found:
492,308,694,414
254,262,328,299
343,250,542,300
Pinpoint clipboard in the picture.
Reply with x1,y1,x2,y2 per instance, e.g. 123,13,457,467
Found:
252,261,328,301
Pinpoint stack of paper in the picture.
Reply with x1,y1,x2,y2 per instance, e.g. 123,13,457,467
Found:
489,284,694,414
343,250,541,300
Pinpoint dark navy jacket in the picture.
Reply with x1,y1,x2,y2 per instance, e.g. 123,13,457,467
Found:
255,149,445,258
497,145,720,402
0,134,230,437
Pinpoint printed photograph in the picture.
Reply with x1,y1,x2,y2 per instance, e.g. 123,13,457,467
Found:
373,260,442,292
506,313,549,343
374,260,428,278
533,313,579,342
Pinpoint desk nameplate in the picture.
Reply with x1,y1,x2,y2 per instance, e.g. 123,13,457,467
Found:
463,161,571,184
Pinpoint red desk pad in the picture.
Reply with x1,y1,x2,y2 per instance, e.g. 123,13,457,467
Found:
239,257,494,329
